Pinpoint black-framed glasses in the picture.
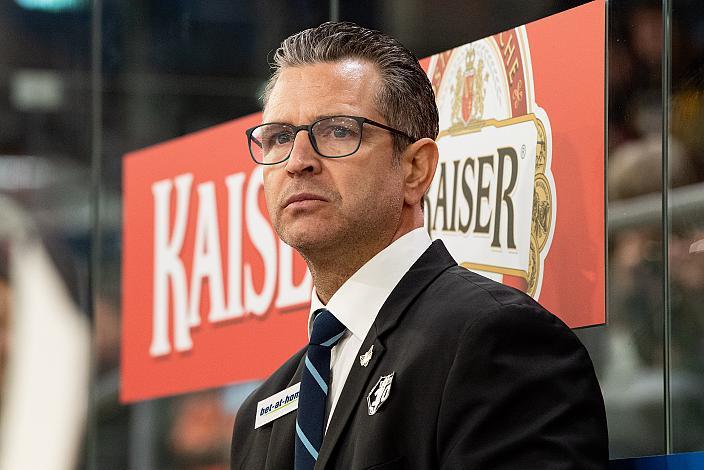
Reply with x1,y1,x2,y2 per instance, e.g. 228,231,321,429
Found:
245,115,415,165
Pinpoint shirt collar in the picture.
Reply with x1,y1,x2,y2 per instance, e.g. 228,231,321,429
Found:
308,227,432,341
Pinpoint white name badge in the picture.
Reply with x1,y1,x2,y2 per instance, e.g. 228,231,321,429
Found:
254,382,301,429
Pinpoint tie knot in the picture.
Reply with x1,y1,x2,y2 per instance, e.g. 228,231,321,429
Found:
309,308,346,347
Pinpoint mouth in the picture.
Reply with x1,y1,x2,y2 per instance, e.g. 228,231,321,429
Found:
283,192,329,209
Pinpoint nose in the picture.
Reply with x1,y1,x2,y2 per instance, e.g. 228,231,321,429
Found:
284,129,321,175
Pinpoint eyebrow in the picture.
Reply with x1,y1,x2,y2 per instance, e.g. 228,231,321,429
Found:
312,114,345,121
264,113,356,125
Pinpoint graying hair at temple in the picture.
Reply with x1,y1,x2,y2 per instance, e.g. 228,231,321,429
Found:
262,21,440,157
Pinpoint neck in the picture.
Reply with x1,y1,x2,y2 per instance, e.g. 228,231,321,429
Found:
303,240,387,305
305,207,424,304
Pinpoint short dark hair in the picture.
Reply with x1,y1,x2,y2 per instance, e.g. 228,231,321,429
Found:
263,21,439,156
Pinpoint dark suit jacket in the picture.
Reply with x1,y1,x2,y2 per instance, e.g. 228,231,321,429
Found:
231,240,608,469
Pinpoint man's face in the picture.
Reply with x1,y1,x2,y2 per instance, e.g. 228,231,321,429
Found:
262,59,405,259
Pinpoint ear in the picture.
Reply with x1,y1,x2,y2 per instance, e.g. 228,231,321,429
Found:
400,138,439,206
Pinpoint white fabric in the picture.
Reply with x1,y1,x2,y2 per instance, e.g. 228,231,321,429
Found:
308,227,432,430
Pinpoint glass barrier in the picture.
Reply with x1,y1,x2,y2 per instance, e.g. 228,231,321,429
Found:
576,0,667,456
669,0,704,453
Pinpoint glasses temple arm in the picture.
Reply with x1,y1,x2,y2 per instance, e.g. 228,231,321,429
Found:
364,119,416,141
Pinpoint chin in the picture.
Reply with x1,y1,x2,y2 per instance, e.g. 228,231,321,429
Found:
282,230,338,257
281,229,325,249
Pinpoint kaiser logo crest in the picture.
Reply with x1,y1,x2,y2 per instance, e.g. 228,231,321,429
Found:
426,27,556,298
456,49,486,125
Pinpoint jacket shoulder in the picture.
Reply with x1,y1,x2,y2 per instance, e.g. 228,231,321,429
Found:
439,265,543,308
416,265,585,348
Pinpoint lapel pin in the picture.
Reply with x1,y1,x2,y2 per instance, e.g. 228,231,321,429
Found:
367,372,394,416
359,344,374,367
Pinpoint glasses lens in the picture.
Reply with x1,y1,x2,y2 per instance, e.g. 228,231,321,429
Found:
311,117,362,157
250,123,295,164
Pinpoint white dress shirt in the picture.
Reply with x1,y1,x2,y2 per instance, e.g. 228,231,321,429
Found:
307,227,432,431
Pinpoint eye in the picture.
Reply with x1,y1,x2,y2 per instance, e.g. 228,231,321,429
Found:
317,123,357,140
332,126,353,138
274,132,293,145
261,129,293,149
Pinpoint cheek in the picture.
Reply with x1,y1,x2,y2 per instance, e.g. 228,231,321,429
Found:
262,175,279,219
327,154,404,213
263,189,274,220
342,167,403,210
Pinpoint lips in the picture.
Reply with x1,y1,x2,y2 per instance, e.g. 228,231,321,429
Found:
283,192,329,208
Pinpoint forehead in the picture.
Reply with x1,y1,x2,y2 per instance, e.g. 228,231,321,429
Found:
263,59,383,123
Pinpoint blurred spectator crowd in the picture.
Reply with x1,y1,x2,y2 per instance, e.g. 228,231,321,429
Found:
604,0,704,455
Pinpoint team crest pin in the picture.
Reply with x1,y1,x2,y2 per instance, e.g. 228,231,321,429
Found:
359,345,374,367
367,372,394,416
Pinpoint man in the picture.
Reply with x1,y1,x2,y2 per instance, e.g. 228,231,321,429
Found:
231,22,607,470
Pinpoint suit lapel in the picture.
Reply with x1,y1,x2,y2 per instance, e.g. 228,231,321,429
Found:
316,335,386,468
316,240,456,468
264,347,307,470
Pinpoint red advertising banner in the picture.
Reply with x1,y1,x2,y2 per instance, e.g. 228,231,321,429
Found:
122,0,605,402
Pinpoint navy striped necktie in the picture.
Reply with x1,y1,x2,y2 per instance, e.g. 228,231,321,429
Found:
295,308,346,470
